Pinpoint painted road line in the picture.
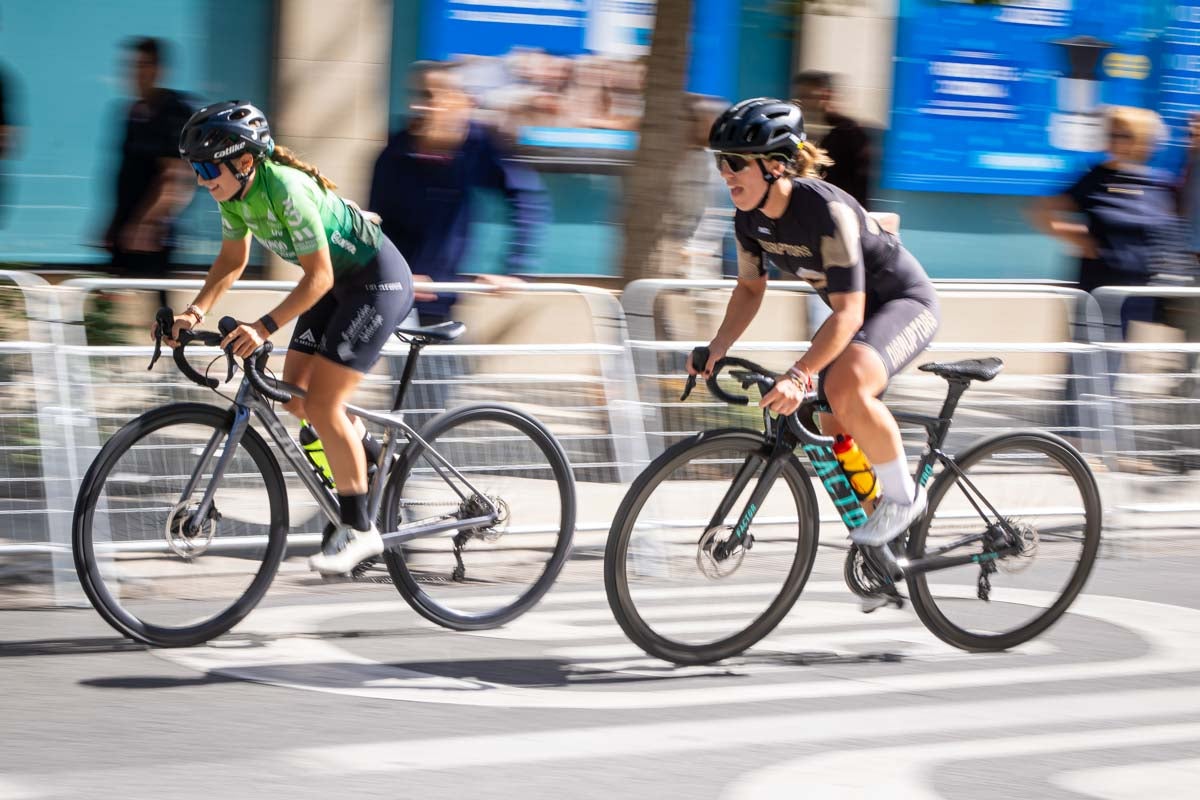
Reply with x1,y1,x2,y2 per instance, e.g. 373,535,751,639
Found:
1053,757,1200,800
155,588,1200,709
724,724,1200,800
285,690,1200,775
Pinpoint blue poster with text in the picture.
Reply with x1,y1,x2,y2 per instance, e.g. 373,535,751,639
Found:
884,0,1164,195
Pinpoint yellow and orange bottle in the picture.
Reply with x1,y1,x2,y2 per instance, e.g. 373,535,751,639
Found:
832,434,880,513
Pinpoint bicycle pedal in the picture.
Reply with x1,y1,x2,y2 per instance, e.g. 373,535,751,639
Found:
859,590,905,614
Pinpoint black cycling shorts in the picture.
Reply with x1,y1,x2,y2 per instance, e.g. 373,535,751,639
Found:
817,287,941,408
289,236,415,373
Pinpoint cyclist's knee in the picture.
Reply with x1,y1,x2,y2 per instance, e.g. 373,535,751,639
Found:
283,396,307,420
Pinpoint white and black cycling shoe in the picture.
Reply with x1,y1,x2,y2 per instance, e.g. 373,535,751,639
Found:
309,525,385,575
849,487,927,548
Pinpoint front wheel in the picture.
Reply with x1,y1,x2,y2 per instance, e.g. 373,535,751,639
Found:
72,403,289,647
906,431,1102,652
381,404,576,630
604,429,820,665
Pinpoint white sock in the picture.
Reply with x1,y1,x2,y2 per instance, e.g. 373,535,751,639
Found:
873,456,916,505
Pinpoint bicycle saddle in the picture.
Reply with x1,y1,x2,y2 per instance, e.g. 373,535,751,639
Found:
918,357,1004,383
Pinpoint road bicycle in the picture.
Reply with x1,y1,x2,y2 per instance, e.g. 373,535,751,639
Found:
73,308,576,647
604,347,1101,665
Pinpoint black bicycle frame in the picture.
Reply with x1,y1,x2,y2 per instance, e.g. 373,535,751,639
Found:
714,376,1018,574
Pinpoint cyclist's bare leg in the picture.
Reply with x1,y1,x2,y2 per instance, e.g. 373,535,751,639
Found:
821,343,903,467
282,348,368,439
304,357,370,495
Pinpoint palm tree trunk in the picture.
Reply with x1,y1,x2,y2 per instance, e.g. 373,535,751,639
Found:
619,0,695,283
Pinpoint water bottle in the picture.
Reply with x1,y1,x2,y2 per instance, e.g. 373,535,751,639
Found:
299,421,335,489
832,434,881,502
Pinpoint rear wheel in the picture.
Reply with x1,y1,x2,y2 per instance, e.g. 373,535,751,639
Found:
381,404,576,630
906,431,1102,651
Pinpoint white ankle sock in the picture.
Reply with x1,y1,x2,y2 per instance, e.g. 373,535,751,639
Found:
873,456,916,504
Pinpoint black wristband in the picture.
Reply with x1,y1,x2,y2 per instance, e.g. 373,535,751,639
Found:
258,314,279,335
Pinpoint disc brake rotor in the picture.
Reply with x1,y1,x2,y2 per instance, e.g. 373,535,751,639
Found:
696,526,746,580
998,519,1039,574
164,501,217,559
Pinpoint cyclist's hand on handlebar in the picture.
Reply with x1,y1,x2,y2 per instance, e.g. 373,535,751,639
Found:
688,343,726,378
158,314,195,348
220,320,267,359
759,374,807,416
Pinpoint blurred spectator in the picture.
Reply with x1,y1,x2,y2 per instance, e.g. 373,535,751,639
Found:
0,8,18,228
101,37,194,285
368,60,549,326
792,70,873,208
1183,112,1200,265
655,94,727,279
1030,106,1190,317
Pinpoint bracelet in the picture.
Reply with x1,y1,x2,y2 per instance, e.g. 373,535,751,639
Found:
786,366,809,388
258,314,279,335
184,304,206,324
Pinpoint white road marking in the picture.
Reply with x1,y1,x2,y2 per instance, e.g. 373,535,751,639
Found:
284,691,1200,775
152,583,1199,709
1053,757,1200,800
723,724,1200,800
0,777,47,799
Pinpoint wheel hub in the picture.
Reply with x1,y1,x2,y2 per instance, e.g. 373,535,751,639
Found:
696,526,746,579
164,502,218,559
998,519,1039,574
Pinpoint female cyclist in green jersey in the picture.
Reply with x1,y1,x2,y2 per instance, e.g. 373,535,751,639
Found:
169,100,415,575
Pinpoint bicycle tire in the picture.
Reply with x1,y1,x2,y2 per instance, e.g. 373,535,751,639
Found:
906,430,1102,652
604,429,820,665
381,404,576,630
72,403,289,647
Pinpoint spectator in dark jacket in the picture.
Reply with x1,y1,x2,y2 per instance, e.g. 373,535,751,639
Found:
369,60,549,325
103,37,194,280
792,70,873,209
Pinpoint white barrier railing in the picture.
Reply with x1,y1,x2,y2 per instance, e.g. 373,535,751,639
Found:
0,276,1197,605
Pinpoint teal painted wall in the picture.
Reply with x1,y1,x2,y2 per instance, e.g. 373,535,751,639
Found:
0,0,273,265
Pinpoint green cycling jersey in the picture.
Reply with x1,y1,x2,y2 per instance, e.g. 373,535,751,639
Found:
218,159,382,275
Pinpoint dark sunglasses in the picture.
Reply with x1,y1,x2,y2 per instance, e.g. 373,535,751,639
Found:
189,160,222,180
713,152,759,173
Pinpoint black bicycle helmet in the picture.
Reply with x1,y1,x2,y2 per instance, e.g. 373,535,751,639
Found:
178,100,275,163
708,97,805,159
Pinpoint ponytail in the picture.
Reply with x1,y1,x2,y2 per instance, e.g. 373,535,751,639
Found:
268,145,337,191
790,140,834,179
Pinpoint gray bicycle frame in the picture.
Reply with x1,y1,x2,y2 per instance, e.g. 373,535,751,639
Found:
181,374,501,547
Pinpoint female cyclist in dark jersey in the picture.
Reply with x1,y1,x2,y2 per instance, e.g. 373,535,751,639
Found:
170,101,415,575
693,97,941,547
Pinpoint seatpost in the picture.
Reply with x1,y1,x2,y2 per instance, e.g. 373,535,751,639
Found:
936,379,972,424
390,339,426,412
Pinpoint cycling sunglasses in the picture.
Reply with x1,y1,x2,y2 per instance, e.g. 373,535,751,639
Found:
189,160,223,181
712,152,768,173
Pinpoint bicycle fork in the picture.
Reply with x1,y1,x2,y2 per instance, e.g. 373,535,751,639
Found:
706,434,794,561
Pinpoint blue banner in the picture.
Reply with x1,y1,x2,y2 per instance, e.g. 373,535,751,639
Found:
419,0,736,152
884,0,1165,195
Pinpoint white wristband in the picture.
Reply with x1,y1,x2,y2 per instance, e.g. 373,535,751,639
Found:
184,304,206,324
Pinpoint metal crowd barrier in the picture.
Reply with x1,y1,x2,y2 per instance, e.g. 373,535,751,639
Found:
2,274,1199,606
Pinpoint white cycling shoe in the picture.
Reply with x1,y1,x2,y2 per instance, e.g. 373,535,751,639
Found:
309,525,384,575
849,487,927,548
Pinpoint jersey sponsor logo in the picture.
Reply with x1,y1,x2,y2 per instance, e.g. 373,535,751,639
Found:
296,329,318,346
213,141,247,159
365,281,406,291
883,308,940,371
758,240,814,259
342,303,383,348
331,230,358,255
282,197,304,227
757,226,771,234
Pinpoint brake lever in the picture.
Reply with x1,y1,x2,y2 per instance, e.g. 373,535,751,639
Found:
149,307,174,371
217,316,238,382
680,345,711,401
